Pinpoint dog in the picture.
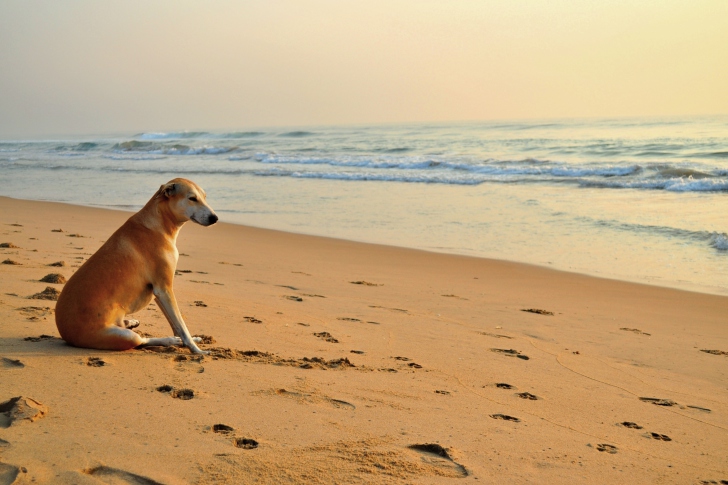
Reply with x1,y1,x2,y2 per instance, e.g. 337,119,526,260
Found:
55,178,217,354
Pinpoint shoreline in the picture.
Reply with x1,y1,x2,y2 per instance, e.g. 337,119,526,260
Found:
1,195,727,483
2,194,725,298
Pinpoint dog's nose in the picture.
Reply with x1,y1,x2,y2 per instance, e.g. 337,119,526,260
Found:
208,214,218,225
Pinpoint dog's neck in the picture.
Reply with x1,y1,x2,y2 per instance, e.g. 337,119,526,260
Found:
133,198,186,243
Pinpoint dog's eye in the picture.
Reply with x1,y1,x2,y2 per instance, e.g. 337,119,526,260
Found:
189,196,198,202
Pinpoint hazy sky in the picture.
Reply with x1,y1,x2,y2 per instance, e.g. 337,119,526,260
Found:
1,0,726,137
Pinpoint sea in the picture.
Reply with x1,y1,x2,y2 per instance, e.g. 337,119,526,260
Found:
1,116,727,295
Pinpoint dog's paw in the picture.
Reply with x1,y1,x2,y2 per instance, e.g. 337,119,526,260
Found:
123,318,140,329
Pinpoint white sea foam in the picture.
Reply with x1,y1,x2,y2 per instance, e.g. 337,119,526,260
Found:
709,233,728,250
138,132,209,140
104,155,168,161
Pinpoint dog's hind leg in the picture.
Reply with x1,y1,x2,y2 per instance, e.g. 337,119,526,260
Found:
89,326,145,351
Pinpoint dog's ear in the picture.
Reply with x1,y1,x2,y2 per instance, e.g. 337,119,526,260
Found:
162,182,177,198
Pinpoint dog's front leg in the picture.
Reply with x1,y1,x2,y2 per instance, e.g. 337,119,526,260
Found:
153,287,208,354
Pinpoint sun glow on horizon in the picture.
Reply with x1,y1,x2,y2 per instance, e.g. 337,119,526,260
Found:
1,0,726,137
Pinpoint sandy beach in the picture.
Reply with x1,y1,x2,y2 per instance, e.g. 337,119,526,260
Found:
0,195,727,484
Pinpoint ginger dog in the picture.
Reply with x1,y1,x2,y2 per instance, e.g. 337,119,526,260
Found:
55,178,218,354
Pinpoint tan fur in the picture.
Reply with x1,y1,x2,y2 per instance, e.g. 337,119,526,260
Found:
55,178,218,354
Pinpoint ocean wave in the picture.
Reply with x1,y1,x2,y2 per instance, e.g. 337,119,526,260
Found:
53,142,100,152
137,132,209,140
104,155,168,161
582,177,728,192
580,217,728,253
255,169,484,185
707,151,728,158
278,131,315,137
251,153,643,178
112,140,237,155
657,168,713,179
219,131,265,138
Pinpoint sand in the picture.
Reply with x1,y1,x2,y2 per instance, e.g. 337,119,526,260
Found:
0,195,726,484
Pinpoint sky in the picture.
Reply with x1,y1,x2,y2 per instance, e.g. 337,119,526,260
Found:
1,0,726,138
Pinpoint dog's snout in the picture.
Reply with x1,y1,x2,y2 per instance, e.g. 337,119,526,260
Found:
208,214,218,225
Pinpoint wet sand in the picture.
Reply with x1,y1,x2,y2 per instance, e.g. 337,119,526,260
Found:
0,195,726,484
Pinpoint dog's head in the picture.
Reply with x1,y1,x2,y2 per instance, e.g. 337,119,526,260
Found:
159,178,218,226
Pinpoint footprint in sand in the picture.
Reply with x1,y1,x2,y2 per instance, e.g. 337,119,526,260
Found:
435,390,451,395
86,357,106,367
495,383,515,390
490,414,520,422
648,432,672,441
172,355,205,373
244,316,263,324
0,396,48,428
521,308,554,316
479,332,513,339
23,335,57,342
350,350,365,354
17,306,54,321
490,348,530,360
369,305,408,313
276,285,298,290
171,389,195,400
350,281,382,286
234,438,259,449
620,421,643,429
687,405,711,413
620,327,651,336
270,388,356,410
639,397,677,407
47,261,66,267
596,443,618,454
83,465,164,484
516,392,538,400
1,259,21,265
213,424,234,434
408,443,468,477
284,295,303,302
0,358,24,369
0,463,21,485
700,349,728,356
392,356,422,368
441,294,468,300
313,332,339,343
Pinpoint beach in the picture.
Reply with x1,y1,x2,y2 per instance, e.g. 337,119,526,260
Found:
0,195,727,484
